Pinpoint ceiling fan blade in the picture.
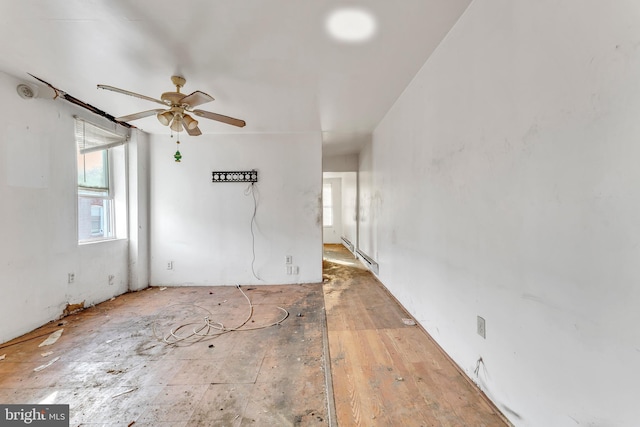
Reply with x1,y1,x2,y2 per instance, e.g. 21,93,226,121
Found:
184,125,202,136
180,91,214,108
192,109,246,128
97,84,167,106
116,109,167,122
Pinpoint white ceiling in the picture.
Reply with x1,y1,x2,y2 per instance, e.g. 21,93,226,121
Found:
0,0,471,157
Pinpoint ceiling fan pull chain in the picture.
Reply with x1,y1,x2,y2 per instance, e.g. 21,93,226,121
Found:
174,130,182,162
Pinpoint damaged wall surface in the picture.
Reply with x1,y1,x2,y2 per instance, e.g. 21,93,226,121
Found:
367,1,640,426
0,71,145,343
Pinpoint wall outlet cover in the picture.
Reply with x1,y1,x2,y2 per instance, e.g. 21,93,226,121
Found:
477,316,486,339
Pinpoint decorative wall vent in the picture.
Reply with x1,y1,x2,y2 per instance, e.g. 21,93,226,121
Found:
212,170,258,183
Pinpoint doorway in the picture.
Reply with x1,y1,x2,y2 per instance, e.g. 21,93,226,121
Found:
322,172,357,248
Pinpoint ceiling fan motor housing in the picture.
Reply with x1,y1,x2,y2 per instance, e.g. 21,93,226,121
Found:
161,92,185,105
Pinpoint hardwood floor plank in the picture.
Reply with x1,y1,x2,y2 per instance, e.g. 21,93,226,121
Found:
323,244,508,427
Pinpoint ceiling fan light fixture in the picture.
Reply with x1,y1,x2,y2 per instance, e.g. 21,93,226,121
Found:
170,115,184,132
157,110,174,126
182,114,198,130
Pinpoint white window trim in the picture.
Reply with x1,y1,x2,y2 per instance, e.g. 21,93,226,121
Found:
75,117,128,244
323,182,334,227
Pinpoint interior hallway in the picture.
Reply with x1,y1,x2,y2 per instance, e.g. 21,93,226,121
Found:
0,245,508,426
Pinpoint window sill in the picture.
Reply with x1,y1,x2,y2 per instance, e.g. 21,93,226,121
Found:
78,237,127,246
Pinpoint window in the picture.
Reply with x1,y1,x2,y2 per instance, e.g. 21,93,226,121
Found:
75,118,127,242
323,183,333,227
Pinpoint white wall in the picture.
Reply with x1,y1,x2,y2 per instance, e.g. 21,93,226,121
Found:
323,153,359,172
128,129,150,291
0,71,133,343
357,142,377,262
149,132,322,286
340,172,358,251
369,1,640,426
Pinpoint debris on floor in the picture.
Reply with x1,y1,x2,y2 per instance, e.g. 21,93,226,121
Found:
159,287,167,291
401,318,416,326
38,329,63,347
41,351,54,357
34,356,60,372
112,387,138,398
0,354,5,360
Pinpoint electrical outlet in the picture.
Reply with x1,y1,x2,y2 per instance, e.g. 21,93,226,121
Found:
477,316,486,339
285,255,292,264
108,275,115,286
286,265,293,275
167,261,173,270
68,273,75,284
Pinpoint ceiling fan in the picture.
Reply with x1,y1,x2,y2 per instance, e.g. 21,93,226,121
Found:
97,75,246,136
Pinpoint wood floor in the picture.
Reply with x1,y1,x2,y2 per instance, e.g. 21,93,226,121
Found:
0,244,508,426
323,244,508,427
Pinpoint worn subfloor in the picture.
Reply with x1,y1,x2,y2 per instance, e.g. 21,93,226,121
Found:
0,245,508,426
0,285,328,426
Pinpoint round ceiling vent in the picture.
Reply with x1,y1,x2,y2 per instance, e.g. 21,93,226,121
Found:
17,83,37,99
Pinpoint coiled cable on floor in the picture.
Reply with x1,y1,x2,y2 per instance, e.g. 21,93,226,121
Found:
152,285,289,346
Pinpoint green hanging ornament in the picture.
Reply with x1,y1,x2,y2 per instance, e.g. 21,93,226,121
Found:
174,138,181,162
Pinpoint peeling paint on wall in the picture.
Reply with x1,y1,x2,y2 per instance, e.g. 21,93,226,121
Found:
62,301,85,317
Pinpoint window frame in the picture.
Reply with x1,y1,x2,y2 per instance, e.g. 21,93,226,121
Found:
74,117,127,244
77,147,116,243
323,182,334,228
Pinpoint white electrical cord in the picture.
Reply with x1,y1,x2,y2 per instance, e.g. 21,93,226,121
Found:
245,182,263,281
153,285,289,345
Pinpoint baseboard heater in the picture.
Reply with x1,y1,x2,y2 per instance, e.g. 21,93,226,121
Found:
341,237,354,253
356,249,379,275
